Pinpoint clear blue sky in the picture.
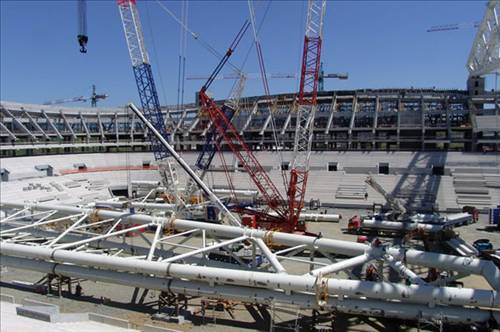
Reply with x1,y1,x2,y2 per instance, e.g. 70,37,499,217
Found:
0,0,489,108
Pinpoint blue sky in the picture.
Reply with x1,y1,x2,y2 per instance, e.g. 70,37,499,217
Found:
0,0,490,108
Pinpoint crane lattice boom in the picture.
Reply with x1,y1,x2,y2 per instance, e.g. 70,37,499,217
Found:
184,74,247,198
117,0,170,161
117,0,179,193
466,0,500,77
288,0,327,230
199,91,288,220
365,175,407,217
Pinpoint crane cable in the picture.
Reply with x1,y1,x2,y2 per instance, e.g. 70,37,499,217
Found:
225,1,272,100
155,0,242,75
176,1,188,111
247,0,288,191
144,1,178,133
155,0,272,101
295,1,306,89
125,106,132,201
154,0,277,197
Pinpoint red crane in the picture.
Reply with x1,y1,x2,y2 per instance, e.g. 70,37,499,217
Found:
197,22,291,229
199,0,327,233
287,0,327,231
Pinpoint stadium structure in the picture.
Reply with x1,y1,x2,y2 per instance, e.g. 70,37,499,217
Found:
1,82,499,157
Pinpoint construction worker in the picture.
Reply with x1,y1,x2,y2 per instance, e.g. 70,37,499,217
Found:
75,283,82,296
365,264,378,281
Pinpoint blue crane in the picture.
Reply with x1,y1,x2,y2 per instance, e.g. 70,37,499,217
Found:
117,0,172,162
117,0,178,194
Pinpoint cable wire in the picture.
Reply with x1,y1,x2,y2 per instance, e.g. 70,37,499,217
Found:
144,1,178,131
144,1,168,107
247,0,288,190
176,0,188,111
155,0,242,74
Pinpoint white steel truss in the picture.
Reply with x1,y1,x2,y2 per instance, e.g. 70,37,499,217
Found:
118,0,149,67
0,201,499,326
467,0,500,77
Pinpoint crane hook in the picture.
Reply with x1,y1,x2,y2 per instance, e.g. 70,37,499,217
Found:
78,34,88,53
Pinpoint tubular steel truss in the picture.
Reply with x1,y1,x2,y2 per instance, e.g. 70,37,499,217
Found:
0,201,499,327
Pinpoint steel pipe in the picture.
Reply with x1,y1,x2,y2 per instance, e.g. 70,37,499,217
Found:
299,213,341,223
384,254,427,285
131,180,161,186
0,212,85,235
55,223,150,250
1,201,499,290
161,235,248,263
361,218,443,233
128,103,241,227
1,255,497,325
269,212,341,223
253,238,287,274
308,253,372,277
147,223,163,261
0,223,216,268
47,213,88,247
1,242,498,308
212,189,258,196
94,201,177,211
0,207,30,223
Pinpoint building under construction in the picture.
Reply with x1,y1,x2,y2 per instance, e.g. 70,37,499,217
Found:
1,0,500,331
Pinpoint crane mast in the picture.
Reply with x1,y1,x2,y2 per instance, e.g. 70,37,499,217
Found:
288,0,327,230
117,0,179,195
466,0,500,77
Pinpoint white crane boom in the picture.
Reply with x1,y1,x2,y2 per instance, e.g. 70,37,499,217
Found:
365,175,407,217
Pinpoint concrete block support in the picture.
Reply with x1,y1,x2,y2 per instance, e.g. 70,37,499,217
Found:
0,293,15,303
88,313,131,329
142,324,183,332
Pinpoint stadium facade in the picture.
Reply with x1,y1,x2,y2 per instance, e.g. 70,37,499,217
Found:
1,78,499,158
